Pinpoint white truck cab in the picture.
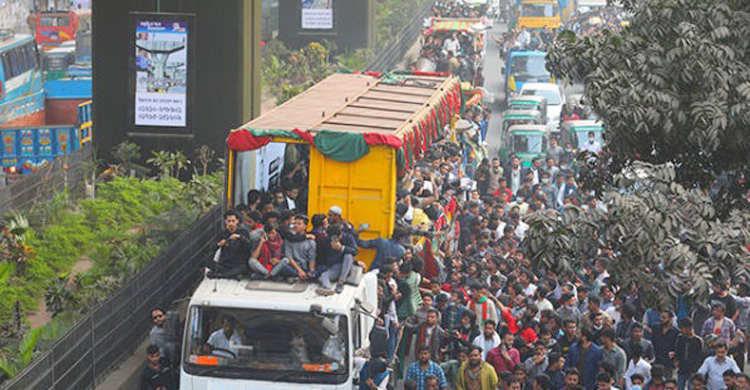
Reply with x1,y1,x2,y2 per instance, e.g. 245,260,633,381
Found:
180,272,378,390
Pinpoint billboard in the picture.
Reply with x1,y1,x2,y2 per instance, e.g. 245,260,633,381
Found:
128,13,195,135
301,0,333,29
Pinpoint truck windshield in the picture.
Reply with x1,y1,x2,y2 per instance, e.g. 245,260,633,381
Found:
509,55,551,82
520,3,558,17
183,306,349,384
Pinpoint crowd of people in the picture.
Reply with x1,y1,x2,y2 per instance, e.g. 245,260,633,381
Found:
566,6,630,38
137,2,748,390
357,129,750,390
492,26,558,59
415,1,492,85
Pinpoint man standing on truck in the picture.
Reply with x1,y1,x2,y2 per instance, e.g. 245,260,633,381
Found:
207,210,252,279
357,227,407,271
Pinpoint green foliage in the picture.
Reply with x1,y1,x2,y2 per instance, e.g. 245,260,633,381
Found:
375,0,427,49
112,141,142,165
44,274,76,317
277,83,309,105
335,48,375,72
0,327,40,378
522,162,750,309
194,145,216,176
0,150,222,377
547,0,750,211
185,171,223,214
262,40,336,102
147,150,174,178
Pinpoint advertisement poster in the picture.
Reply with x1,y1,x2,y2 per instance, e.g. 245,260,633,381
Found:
302,0,333,29
134,20,188,127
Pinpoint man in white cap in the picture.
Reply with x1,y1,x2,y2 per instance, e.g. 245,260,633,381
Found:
328,205,354,235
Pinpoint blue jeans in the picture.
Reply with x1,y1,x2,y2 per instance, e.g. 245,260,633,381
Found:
387,322,399,362
678,373,690,390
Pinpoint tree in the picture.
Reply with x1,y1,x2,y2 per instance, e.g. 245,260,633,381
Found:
547,0,750,211
112,141,141,167
194,145,216,176
522,162,750,308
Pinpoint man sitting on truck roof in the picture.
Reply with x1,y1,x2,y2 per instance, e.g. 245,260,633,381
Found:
283,214,316,280
248,222,297,280
316,224,358,295
207,210,252,279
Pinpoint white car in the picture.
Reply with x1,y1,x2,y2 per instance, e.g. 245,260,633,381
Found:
519,83,564,132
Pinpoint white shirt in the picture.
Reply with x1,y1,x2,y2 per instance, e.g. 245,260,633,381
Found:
207,329,243,358
581,140,602,154
518,30,531,47
535,298,554,321
472,333,501,360
495,221,507,240
443,38,461,55
522,283,538,297
515,220,529,241
697,356,740,390
606,306,621,326
624,359,651,390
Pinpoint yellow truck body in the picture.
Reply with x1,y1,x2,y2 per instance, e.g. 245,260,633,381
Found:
225,73,461,266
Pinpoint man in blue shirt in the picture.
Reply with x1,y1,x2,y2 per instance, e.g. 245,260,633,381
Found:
357,227,406,271
405,345,449,390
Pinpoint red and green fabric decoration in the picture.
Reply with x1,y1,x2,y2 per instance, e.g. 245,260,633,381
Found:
227,127,403,163
226,77,462,170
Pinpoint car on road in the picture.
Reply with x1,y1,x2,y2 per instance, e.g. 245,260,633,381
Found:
519,82,564,131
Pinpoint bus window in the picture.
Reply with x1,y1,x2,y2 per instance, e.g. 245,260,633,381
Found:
40,16,71,27
521,3,559,17
1,53,11,80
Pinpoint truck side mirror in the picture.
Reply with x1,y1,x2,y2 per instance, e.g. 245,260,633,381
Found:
501,67,506,75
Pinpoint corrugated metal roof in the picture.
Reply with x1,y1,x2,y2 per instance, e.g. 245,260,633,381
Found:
239,73,457,140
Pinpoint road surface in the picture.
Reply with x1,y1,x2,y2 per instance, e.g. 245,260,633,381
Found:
482,23,508,160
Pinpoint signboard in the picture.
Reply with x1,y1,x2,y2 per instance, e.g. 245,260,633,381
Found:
128,13,195,136
302,0,333,29
134,20,188,127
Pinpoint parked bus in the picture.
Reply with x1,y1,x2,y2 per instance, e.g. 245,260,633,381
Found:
0,32,45,127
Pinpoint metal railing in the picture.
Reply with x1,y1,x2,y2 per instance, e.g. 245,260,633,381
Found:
2,206,223,390
366,1,432,71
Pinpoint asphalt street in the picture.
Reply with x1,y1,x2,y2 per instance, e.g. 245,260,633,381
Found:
482,23,509,160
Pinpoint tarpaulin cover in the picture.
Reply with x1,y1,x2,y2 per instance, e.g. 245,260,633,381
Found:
313,130,370,162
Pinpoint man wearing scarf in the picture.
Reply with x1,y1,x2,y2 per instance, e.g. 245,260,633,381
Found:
407,308,446,363
469,282,498,329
